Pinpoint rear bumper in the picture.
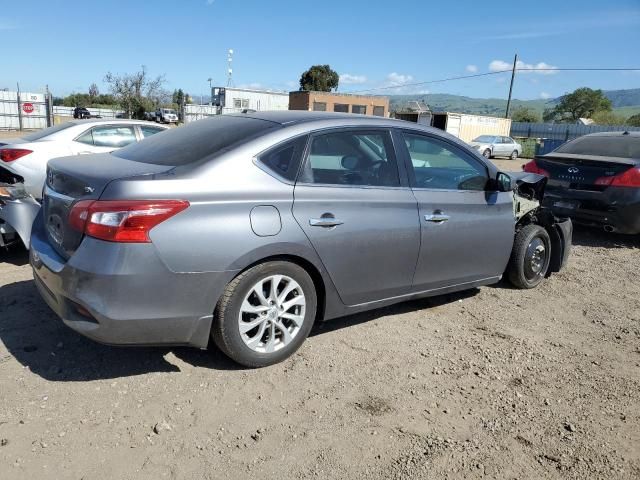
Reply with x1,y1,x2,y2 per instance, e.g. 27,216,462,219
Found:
543,186,640,234
29,213,237,348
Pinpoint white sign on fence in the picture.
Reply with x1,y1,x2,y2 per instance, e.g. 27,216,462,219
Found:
0,90,48,130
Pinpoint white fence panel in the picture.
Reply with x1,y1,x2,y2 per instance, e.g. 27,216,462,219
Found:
53,106,123,119
0,90,48,130
184,104,218,124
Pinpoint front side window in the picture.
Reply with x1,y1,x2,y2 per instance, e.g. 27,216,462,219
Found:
90,126,137,148
258,136,307,181
301,130,399,187
403,132,488,191
502,136,513,144
352,105,367,115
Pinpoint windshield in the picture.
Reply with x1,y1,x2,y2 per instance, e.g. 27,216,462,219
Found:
21,123,76,141
162,109,176,114
472,135,496,143
113,115,279,166
554,135,640,159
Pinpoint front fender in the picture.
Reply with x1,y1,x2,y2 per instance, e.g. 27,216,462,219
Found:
0,196,41,249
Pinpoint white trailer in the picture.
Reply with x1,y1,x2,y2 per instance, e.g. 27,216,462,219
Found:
211,87,289,114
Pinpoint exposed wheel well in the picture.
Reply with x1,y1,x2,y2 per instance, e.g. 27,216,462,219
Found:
231,254,326,323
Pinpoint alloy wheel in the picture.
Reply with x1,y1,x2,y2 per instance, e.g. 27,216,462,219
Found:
238,275,306,353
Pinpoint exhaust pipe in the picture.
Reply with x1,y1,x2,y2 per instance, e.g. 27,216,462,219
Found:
603,225,615,233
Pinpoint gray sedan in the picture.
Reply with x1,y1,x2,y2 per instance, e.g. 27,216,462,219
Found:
30,112,571,367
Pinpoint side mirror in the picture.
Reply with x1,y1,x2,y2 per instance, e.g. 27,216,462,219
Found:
496,172,513,192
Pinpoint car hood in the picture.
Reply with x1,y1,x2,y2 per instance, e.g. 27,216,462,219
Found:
468,142,488,148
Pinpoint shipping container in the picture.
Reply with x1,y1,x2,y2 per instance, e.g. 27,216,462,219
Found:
431,112,512,143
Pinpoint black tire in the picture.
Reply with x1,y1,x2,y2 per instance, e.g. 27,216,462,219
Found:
483,149,492,159
507,224,551,289
211,261,317,368
510,150,518,160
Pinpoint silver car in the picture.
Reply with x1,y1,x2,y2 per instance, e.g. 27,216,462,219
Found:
468,135,522,160
30,112,571,367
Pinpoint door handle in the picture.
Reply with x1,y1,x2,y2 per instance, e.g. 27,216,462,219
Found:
424,213,450,223
309,217,344,228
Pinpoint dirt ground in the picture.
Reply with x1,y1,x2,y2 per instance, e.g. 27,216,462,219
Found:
1,159,639,480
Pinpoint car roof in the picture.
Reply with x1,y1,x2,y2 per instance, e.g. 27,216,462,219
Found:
228,110,407,127
581,131,640,138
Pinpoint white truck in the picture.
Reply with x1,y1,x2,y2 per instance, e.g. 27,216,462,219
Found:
155,108,179,124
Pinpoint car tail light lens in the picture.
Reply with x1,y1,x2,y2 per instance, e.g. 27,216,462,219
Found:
0,148,32,162
69,199,189,243
595,166,640,188
522,160,550,177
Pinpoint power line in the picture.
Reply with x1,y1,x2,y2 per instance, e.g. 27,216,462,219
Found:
345,67,640,94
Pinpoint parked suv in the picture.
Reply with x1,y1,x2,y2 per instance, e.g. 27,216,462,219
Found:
73,107,98,119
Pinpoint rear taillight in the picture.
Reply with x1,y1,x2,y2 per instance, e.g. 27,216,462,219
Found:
0,148,32,162
522,159,550,177
69,199,189,243
595,166,640,188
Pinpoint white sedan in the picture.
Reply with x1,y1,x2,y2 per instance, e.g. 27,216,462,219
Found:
0,119,168,199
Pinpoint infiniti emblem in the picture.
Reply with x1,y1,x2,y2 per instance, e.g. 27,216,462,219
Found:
567,167,580,173
47,169,54,185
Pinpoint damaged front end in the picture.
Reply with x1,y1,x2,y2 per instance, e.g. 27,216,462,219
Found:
510,171,572,275
0,183,41,249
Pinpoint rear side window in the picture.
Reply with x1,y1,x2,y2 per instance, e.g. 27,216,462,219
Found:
555,135,640,159
114,116,279,166
258,136,307,181
140,125,166,138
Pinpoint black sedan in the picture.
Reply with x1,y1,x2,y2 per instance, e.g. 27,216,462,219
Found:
523,131,640,234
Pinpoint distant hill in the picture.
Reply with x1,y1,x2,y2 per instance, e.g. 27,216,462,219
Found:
388,88,640,118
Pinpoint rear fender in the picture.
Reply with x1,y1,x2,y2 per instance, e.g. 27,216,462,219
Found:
0,195,41,249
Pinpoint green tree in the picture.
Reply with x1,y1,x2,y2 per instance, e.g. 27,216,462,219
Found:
172,88,185,106
543,87,612,123
104,65,166,119
627,114,640,127
511,106,540,123
299,65,339,92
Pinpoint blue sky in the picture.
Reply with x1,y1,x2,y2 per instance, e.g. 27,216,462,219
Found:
1,0,639,100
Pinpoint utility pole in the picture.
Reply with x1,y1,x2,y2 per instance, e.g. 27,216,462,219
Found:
505,53,517,119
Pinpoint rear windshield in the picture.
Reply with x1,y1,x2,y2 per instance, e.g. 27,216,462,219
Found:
22,123,76,141
113,115,279,166
555,135,640,159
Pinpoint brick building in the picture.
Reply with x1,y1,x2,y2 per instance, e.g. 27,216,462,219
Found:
289,91,389,117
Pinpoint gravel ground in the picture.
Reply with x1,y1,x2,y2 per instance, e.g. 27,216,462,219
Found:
1,159,639,480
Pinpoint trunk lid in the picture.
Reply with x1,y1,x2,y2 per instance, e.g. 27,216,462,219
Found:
536,153,637,191
43,153,174,259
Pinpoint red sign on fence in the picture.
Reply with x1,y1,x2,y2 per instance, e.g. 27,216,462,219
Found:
22,103,34,114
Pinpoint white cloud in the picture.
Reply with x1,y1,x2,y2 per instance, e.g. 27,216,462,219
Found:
340,73,367,85
489,59,558,75
386,72,414,85
540,92,551,99
205,0,215,5
465,65,478,73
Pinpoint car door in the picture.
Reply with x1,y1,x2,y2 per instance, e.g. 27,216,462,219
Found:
292,128,420,306
70,124,138,154
503,136,516,155
397,130,514,291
